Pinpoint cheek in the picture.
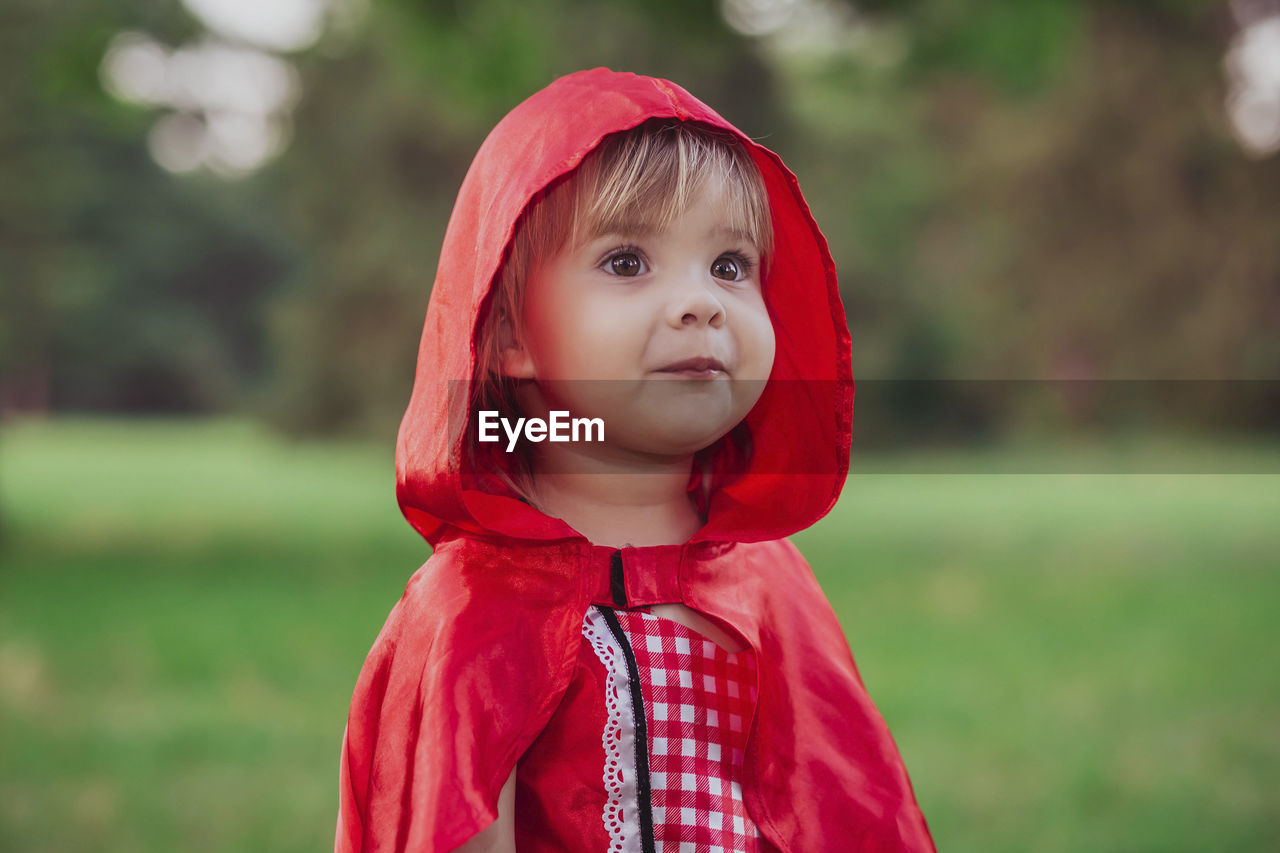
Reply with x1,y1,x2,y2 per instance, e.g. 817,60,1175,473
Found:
522,279,578,375
525,288,633,380
741,300,777,378
760,318,777,372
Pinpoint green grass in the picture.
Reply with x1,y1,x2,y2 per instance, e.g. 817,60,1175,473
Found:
2,417,1278,851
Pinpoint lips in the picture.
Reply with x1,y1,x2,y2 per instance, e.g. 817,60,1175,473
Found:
655,356,726,374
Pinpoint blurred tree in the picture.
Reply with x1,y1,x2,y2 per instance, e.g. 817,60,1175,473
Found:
0,0,294,416
914,2,1280,435
771,0,1278,441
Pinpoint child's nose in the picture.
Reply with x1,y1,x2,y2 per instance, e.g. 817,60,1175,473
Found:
667,274,726,329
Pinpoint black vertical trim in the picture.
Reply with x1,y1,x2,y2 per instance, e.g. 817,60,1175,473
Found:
598,606,656,853
610,549,628,608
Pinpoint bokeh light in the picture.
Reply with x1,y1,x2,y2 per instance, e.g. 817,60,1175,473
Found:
1225,7,1280,156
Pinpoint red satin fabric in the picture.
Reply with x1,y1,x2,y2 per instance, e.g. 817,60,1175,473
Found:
336,68,936,852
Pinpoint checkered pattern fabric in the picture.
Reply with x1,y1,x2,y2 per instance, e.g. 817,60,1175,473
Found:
616,607,762,853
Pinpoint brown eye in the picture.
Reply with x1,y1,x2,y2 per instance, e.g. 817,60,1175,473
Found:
711,256,741,281
609,253,643,276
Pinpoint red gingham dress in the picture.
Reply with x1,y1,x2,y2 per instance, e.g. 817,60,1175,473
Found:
615,606,762,851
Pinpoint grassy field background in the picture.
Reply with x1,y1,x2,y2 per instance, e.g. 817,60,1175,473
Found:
1,418,1277,851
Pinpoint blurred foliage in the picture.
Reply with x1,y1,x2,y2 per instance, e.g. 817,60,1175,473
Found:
778,0,1280,440
0,0,292,413
0,0,1276,441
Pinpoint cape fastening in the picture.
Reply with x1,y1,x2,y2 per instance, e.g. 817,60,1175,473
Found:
335,67,936,852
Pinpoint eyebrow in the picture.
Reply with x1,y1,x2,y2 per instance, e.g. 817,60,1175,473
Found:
586,221,759,246
710,226,757,244
585,220,657,240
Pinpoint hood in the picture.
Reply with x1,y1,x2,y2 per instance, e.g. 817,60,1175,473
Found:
395,67,852,547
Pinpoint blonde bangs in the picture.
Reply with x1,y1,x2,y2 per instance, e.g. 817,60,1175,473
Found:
572,120,774,257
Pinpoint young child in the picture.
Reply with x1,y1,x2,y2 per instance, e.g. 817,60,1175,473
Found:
335,68,936,852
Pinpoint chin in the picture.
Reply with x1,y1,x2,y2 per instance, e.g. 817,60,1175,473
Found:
627,417,738,457
608,386,760,456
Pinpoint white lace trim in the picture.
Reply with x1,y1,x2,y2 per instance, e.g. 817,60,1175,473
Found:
583,606,642,853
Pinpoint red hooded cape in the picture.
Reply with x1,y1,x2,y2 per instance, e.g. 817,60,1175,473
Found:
336,68,935,852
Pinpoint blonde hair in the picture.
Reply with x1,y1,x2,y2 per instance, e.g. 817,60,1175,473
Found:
467,118,774,505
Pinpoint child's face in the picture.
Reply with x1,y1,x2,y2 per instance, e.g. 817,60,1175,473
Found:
501,177,775,459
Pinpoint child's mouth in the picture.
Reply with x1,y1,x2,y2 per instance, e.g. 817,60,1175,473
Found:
653,357,727,379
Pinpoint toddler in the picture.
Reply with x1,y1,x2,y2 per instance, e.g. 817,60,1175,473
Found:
336,68,935,852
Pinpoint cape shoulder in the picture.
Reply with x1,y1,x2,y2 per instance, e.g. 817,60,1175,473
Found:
336,537,587,853
729,538,936,852
690,537,866,684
